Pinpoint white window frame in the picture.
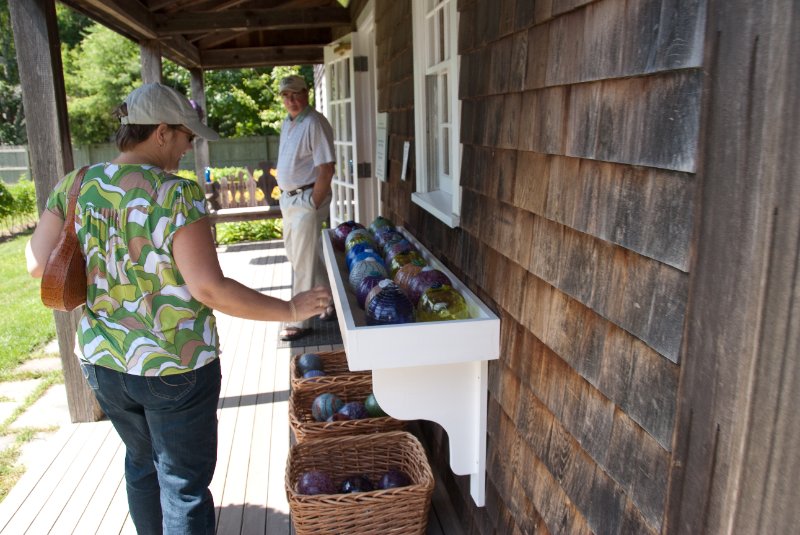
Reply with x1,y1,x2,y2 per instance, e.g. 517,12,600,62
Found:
411,0,461,228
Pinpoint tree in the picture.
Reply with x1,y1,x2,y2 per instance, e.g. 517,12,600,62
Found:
0,0,25,145
3,2,314,145
62,23,141,144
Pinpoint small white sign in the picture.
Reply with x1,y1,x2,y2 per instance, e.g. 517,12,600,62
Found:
401,141,411,181
375,113,388,181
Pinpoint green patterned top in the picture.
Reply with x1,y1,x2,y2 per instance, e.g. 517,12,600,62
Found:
46,163,219,375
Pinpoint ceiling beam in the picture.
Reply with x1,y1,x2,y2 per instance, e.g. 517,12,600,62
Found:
161,35,203,69
74,0,158,40
155,7,351,35
201,45,324,69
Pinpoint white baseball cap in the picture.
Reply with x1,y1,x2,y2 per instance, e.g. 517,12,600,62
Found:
121,83,220,140
279,75,308,93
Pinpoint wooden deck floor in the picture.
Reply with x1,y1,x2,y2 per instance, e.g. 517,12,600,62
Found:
0,240,463,535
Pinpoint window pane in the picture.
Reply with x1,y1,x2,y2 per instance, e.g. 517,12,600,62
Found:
443,126,450,176
426,74,440,191
343,58,351,99
330,63,338,100
438,10,446,63
442,72,449,121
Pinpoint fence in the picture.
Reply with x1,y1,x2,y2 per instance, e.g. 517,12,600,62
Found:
0,135,280,183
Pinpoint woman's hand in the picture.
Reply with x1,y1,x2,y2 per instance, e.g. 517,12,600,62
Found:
289,286,333,321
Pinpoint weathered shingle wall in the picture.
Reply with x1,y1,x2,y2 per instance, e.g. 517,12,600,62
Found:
375,0,704,533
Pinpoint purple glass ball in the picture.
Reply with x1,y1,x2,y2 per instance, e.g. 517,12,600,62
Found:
408,267,452,305
377,469,411,489
384,239,416,264
348,258,389,292
365,280,415,326
337,401,369,420
297,470,336,495
332,221,365,251
356,275,384,309
374,228,405,251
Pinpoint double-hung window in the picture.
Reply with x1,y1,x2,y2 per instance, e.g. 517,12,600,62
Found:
411,0,461,227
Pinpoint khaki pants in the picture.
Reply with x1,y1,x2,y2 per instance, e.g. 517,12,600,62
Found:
279,188,332,329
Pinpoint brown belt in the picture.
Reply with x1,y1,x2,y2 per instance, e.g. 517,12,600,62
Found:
285,183,314,197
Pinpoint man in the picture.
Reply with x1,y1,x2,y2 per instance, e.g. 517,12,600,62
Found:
276,74,336,341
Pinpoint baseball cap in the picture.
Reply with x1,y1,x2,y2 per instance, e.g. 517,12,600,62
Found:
120,83,220,140
279,75,308,94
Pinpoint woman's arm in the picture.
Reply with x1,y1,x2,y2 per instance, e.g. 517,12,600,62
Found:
173,216,330,322
26,210,65,278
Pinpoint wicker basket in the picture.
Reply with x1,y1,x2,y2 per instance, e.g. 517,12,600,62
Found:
286,431,434,535
290,350,370,390
289,375,405,442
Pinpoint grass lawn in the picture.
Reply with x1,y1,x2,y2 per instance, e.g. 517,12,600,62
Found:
0,231,56,377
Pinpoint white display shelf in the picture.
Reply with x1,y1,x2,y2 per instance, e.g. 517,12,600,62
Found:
321,226,500,507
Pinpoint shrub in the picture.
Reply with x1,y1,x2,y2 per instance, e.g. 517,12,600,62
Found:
216,218,283,245
0,179,38,235
0,182,12,220
9,180,37,220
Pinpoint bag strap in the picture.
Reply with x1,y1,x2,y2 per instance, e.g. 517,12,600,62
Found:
64,166,89,235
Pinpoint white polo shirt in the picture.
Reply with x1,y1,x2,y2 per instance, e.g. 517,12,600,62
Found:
276,106,335,191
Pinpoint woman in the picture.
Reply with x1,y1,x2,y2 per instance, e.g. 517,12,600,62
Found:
25,83,331,534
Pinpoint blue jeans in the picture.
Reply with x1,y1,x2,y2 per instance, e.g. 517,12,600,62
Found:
81,359,222,535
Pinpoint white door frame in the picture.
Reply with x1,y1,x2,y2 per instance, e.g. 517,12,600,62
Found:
322,1,379,227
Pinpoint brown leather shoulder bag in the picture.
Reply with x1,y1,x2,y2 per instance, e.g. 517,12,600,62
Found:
40,166,89,311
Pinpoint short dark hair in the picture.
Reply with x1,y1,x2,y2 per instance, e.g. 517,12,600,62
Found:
114,124,157,152
112,103,155,151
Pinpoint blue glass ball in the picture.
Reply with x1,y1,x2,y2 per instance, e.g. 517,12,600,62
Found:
344,228,375,252
346,245,384,271
356,275,384,309
311,393,344,422
365,280,415,326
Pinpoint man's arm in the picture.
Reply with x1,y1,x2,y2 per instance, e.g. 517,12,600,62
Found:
311,162,335,208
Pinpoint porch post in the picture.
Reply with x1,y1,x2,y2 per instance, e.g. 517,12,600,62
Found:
190,68,211,180
140,40,163,84
8,0,103,422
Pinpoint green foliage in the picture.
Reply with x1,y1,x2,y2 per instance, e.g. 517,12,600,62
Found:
56,4,92,48
216,219,283,245
0,233,56,375
62,24,141,145
0,179,37,234
0,0,25,145
0,182,11,219
9,179,36,218
206,166,253,182
2,2,313,146
261,66,315,132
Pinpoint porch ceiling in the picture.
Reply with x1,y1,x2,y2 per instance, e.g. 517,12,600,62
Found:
58,0,353,69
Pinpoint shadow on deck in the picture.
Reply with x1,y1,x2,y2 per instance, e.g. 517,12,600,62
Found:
0,240,463,534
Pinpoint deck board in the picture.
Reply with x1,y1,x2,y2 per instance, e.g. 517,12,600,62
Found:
0,239,462,534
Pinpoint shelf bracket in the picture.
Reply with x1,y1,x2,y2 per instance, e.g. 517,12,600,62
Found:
371,360,489,506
